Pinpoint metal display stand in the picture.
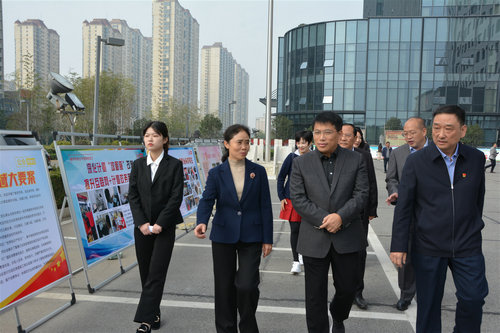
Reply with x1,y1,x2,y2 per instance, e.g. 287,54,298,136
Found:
0,146,76,332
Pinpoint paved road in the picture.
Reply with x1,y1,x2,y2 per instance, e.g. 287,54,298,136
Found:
1,160,499,332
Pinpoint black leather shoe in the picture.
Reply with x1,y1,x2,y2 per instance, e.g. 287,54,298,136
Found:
136,323,151,333
353,294,368,310
331,319,345,333
151,315,161,330
396,299,411,311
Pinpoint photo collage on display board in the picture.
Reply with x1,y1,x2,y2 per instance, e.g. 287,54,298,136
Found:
183,165,202,212
76,183,130,244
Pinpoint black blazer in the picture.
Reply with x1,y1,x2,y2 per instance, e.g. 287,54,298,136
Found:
128,152,184,229
354,147,378,218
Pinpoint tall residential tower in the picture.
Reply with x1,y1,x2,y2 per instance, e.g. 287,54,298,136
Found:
14,19,59,88
152,0,199,115
200,42,249,128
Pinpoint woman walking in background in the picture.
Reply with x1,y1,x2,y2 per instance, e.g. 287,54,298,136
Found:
354,126,370,152
277,130,313,274
128,121,184,333
194,124,273,333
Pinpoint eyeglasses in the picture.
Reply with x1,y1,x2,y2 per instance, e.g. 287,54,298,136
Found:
341,133,353,138
313,130,337,137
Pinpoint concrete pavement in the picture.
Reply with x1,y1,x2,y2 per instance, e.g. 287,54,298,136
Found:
1,160,498,332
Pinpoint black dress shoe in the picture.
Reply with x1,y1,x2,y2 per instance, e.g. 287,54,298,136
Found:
396,299,411,311
136,323,151,333
353,294,368,310
151,315,161,330
331,319,345,333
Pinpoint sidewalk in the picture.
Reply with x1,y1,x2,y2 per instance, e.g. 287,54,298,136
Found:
1,160,498,332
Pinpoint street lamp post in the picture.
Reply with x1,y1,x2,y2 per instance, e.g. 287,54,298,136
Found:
20,99,29,131
265,0,274,162
229,100,237,125
92,36,125,145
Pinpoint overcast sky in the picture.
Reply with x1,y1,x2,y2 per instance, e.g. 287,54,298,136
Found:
3,0,363,127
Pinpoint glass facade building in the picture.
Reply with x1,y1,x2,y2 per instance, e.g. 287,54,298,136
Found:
277,2,500,144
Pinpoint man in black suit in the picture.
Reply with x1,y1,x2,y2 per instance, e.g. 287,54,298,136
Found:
339,123,378,310
290,112,368,333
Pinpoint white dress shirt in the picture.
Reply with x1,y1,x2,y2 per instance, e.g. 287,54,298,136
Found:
147,150,164,181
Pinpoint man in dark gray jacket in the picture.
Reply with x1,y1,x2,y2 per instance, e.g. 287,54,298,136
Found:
291,112,368,333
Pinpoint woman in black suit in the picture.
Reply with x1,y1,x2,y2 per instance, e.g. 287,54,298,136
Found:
128,121,184,333
194,124,273,333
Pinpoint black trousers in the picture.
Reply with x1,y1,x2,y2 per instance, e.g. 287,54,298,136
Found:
289,221,300,261
304,245,361,333
356,219,369,296
212,241,262,333
383,157,389,172
134,225,175,324
485,159,496,172
398,233,416,302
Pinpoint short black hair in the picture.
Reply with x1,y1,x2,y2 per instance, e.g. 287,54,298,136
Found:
342,123,356,135
313,112,343,131
432,105,466,126
295,130,313,144
142,121,170,152
221,124,251,162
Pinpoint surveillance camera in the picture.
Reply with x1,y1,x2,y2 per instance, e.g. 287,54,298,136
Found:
47,92,68,110
65,92,85,111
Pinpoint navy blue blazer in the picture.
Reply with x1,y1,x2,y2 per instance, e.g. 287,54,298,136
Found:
391,142,485,258
277,152,298,201
196,159,273,244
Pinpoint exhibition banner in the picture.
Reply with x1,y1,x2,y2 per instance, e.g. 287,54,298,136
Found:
195,145,222,182
57,146,145,267
0,147,70,312
168,147,203,217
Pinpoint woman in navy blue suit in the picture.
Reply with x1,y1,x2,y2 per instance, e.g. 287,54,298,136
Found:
195,124,273,333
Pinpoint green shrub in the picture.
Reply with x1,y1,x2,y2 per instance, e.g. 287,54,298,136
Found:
49,168,66,207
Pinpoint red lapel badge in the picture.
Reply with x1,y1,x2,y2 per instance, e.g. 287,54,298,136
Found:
250,172,256,179
462,173,466,178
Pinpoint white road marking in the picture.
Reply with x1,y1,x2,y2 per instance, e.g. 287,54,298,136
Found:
36,292,408,321
368,224,416,331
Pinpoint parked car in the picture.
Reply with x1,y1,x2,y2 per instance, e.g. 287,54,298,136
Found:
0,130,52,170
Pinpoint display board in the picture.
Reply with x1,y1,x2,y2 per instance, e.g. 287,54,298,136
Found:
168,147,203,217
57,146,145,267
195,145,223,182
0,146,70,312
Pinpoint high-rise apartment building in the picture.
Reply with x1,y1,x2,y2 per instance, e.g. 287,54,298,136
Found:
82,19,123,78
200,43,249,129
152,0,199,115
110,19,152,119
83,19,152,119
14,19,59,89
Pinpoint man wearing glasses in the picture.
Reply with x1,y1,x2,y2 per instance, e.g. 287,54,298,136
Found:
385,117,428,311
291,112,368,333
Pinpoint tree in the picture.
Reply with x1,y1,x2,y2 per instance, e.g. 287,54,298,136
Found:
272,115,293,139
5,54,65,143
385,117,403,130
199,114,223,138
462,124,484,147
70,71,136,135
155,99,201,138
